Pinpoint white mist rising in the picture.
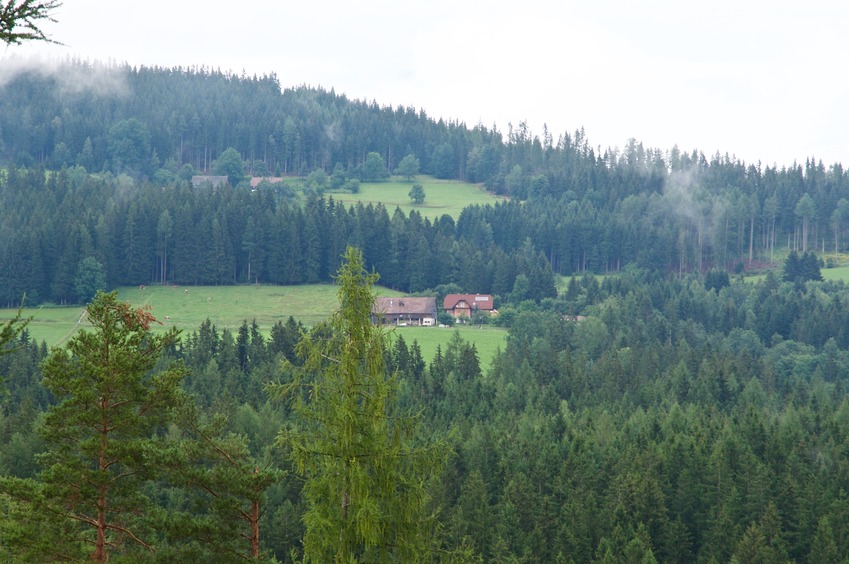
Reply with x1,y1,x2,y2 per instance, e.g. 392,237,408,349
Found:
0,55,128,98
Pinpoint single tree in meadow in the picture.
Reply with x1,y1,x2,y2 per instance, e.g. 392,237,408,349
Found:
409,183,426,204
73,256,107,303
362,151,389,181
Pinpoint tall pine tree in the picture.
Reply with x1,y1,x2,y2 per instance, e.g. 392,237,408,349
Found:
1,291,186,561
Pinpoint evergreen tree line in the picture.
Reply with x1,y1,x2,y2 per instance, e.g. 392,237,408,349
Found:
5,265,849,560
0,165,555,306
3,62,849,276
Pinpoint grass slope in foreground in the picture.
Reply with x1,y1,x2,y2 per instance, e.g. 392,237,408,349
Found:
327,176,507,221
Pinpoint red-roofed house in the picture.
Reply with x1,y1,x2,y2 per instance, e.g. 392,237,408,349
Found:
443,294,495,319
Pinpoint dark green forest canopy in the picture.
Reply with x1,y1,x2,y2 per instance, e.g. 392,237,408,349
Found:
4,268,849,560
0,169,557,305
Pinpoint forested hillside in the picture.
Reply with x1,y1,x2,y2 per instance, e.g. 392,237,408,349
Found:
2,61,849,284
4,60,849,562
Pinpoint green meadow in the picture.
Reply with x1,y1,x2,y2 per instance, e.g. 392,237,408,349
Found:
745,262,849,284
386,325,508,372
821,265,849,282
1,285,507,366
327,176,507,220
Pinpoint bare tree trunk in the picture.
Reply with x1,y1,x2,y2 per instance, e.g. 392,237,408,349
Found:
749,212,754,267
803,218,808,252
94,408,108,563
698,219,703,272
250,497,260,559
771,217,775,262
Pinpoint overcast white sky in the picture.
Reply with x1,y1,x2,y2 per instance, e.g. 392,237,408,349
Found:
4,0,849,168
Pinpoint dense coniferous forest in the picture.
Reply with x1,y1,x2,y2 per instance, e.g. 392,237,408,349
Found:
0,166,556,306
3,61,849,561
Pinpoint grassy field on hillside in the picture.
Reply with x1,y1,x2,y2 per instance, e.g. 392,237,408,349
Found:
0,285,508,366
745,264,849,284
0,285,401,347
327,176,507,220
386,325,507,372
821,265,849,282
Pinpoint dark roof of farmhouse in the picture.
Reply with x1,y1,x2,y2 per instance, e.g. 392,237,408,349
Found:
373,297,437,315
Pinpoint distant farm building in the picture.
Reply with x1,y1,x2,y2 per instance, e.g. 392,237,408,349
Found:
191,175,229,188
373,297,437,326
443,294,495,319
249,177,287,188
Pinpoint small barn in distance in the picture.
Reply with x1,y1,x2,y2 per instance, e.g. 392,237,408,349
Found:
373,297,437,326
443,294,495,319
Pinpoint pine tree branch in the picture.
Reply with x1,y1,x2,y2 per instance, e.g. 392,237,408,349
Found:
104,522,155,551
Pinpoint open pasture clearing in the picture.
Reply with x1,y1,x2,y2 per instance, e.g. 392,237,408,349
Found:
745,264,849,284
1,286,508,366
1,285,403,347
821,265,849,282
327,176,507,220
114,283,403,333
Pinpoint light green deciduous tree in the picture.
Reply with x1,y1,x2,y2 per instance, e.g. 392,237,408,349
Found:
74,256,106,304
394,153,420,181
214,147,246,186
362,151,389,181
409,183,426,204
270,246,445,562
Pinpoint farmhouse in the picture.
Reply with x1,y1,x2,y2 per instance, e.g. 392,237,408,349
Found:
443,294,495,319
372,297,437,326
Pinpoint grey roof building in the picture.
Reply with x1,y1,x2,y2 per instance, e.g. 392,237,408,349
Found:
372,297,437,326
